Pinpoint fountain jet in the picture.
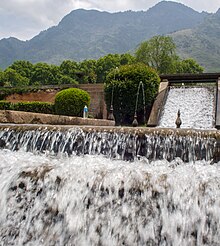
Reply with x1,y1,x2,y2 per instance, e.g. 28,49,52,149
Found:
132,81,146,127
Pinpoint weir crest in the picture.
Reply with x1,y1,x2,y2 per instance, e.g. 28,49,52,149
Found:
0,125,218,163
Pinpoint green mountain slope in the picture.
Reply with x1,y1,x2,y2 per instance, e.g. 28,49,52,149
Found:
171,10,220,72
0,1,208,69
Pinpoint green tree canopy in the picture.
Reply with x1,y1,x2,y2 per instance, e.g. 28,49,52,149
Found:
30,63,61,85
2,68,29,87
78,59,97,84
135,35,204,74
60,60,79,80
135,36,178,74
96,53,135,83
104,63,160,125
175,58,204,74
9,60,34,79
0,71,4,86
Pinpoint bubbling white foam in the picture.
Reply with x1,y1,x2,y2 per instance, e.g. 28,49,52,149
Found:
159,87,216,129
0,149,220,245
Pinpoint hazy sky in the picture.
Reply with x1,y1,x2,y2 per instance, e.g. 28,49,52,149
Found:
0,0,220,41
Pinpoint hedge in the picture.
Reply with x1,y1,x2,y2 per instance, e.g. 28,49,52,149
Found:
0,101,54,114
0,101,13,110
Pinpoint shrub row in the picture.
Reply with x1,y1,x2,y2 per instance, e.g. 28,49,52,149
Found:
0,88,91,117
0,101,54,114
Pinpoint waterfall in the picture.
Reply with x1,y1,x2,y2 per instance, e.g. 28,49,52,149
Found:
159,86,216,129
0,150,220,245
0,126,217,162
0,125,219,245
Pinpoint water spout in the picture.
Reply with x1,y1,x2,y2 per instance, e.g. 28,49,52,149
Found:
132,81,146,127
108,67,118,121
108,86,114,121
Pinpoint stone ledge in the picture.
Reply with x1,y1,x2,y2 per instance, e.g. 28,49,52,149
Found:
0,110,115,126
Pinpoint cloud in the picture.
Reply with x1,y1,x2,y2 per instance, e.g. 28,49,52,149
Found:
68,0,158,12
0,0,219,40
0,0,74,40
175,0,220,13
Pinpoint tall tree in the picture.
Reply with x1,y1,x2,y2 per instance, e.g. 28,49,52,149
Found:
96,54,121,83
135,36,178,74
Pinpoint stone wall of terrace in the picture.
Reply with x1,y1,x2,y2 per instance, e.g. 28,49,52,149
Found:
6,84,107,119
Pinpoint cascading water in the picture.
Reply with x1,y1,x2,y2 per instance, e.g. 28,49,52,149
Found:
0,125,219,245
0,127,216,162
159,86,216,129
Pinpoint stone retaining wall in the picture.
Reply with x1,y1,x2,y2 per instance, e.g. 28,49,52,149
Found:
0,110,114,126
6,84,107,119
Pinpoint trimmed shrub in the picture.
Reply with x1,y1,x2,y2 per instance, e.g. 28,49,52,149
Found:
104,63,160,125
0,101,13,110
13,101,54,114
54,88,90,117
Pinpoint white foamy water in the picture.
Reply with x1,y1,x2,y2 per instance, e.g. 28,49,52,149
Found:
159,87,216,129
0,149,220,245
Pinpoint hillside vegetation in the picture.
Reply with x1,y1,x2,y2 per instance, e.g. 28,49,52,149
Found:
171,10,220,72
0,1,208,69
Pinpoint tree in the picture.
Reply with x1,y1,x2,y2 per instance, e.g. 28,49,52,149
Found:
175,58,204,74
30,63,61,85
104,63,160,125
59,60,79,81
119,53,136,65
2,68,29,87
9,60,34,80
135,36,204,74
96,53,135,83
135,36,178,74
78,59,97,84
96,54,121,83
59,75,78,85
0,71,4,86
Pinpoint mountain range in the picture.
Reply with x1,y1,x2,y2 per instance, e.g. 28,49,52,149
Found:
171,9,220,72
0,1,219,72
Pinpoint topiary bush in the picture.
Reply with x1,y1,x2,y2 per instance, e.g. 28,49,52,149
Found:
104,63,160,125
54,88,90,117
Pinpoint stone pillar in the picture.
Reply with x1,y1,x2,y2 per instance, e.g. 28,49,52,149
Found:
159,79,169,93
216,78,220,129
147,79,169,127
